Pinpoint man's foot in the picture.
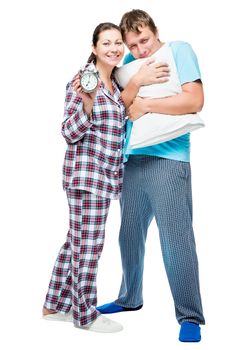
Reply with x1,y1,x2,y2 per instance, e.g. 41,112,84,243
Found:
179,322,201,342
78,315,123,333
96,302,143,314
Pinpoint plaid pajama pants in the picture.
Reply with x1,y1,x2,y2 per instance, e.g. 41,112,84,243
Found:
44,189,111,326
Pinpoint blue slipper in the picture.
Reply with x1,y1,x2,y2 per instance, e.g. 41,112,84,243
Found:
96,302,143,314
179,322,201,342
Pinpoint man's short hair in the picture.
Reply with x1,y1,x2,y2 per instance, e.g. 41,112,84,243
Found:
119,9,158,40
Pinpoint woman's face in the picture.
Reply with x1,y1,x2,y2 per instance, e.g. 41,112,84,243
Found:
93,29,124,68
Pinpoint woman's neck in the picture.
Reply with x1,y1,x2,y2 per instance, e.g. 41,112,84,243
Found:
95,62,114,93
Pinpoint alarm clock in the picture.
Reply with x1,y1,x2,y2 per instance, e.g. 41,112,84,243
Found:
80,69,99,93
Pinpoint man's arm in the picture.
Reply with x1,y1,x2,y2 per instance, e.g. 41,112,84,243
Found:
121,60,170,108
128,80,204,121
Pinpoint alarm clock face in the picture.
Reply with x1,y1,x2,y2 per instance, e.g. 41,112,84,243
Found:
80,72,98,93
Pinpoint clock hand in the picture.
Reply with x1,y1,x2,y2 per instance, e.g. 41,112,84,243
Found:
86,76,91,87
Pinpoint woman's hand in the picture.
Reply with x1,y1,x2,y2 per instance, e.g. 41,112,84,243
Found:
133,59,170,87
128,97,148,121
72,74,98,116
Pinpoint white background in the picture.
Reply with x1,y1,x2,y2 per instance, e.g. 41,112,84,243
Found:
1,0,233,349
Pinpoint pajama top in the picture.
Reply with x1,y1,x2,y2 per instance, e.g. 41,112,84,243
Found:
62,64,126,199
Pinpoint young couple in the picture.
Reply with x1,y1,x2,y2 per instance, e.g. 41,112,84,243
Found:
42,9,205,342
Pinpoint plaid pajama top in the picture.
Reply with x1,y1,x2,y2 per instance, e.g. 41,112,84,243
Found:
62,67,126,199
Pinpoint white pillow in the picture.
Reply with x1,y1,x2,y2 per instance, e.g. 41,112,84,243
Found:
115,43,205,148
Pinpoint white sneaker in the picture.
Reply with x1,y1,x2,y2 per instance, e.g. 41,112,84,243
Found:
43,310,72,322
78,315,123,333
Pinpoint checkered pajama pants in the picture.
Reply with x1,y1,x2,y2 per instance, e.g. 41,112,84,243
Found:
44,189,111,326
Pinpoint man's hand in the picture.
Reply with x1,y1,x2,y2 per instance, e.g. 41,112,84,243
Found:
133,59,170,87
128,97,148,121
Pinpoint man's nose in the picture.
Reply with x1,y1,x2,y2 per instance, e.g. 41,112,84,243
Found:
138,45,146,56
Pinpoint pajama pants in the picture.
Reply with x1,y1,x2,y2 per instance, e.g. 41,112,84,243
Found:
44,189,110,326
116,155,205,325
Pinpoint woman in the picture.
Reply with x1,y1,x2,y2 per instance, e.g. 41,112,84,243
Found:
42,22,125,333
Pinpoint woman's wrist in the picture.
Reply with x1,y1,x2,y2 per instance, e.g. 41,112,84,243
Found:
83,105,93,119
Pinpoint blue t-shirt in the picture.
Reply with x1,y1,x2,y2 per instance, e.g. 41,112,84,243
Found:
124,41,201,162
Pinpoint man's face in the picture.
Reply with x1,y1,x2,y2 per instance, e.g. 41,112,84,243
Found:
124,25,160,59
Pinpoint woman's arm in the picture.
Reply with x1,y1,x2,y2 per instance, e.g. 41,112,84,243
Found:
61,80,95,144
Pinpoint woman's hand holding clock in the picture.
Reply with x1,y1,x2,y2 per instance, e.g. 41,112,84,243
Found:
73,73,99,117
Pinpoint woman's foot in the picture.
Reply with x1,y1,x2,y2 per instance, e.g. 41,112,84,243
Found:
42,307,57,316
42,309,122,332
42,307,72,322
78,315,123,333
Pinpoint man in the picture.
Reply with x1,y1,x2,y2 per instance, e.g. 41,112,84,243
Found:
97,9,205,342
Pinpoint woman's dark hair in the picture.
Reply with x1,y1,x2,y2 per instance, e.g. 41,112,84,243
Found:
87,22,121,63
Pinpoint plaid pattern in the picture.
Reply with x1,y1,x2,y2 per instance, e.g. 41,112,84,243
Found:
44,189,111,326
62,63,126,199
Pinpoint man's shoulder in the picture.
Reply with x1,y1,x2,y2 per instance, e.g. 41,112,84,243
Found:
123,52,135,65
169,40,193,53
169,41,201,82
